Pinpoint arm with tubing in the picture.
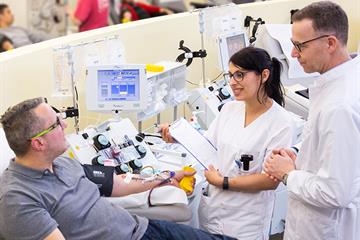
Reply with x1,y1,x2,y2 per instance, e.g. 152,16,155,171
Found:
110,170,195,197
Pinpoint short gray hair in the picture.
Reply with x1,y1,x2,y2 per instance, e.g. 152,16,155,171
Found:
0,97,45,157
292,1,348,45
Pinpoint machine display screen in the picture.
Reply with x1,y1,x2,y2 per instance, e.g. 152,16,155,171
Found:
226,34,246,59
218,31,248,72
97,69,140,102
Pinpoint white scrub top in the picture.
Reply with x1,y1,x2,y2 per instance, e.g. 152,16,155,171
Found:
199,100,295,240
285,56,360,240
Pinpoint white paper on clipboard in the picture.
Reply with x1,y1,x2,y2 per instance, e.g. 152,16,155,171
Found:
169,118,217,169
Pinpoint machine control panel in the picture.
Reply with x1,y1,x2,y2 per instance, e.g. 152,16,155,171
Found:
66,118,162,173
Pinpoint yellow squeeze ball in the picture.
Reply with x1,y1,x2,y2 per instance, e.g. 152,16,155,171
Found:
179,166,195,194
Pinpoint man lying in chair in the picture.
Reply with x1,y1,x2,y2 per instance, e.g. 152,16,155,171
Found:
0,97,235,240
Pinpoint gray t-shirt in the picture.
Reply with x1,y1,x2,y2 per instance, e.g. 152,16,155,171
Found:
0,26,50,48
0,157,148,240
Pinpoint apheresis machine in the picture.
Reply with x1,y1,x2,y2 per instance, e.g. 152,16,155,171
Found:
65,62,202,223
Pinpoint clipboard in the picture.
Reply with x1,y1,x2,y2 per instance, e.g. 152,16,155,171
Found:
169,118,217,169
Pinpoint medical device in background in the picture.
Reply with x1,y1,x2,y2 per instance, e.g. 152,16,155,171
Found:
84,61,190,169
217,30,249,72
66,119,161,169
284,84,309,119
86,64,148,112
176,40,207,67
137,61,188,121
187,30,249,129
243,16,265,45
72,62,197,219
64,118,199,175
187,80,232,129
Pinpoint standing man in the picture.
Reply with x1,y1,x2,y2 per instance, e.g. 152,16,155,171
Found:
0,4,50,48
71,0,109,32
264,1,360,240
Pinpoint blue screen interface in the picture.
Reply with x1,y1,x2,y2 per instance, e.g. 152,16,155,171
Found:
97,69,140,102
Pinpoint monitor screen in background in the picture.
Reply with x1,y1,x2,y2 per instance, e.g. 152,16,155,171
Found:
218,31,248,72
226,34,246,60
97,69,140,102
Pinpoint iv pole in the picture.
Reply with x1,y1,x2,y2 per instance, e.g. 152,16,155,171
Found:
199,10,207,87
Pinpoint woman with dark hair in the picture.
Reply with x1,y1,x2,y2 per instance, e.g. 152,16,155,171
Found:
161,46,295,239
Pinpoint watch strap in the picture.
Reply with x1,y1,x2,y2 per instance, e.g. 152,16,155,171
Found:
223,176,229,190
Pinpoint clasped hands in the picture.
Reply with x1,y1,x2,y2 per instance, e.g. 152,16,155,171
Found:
263,148,297,182
204,147,298,187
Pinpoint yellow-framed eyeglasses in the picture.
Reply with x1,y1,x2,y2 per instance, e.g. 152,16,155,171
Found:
29,116,61,140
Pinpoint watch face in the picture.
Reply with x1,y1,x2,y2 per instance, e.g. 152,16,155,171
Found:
97,135,109,146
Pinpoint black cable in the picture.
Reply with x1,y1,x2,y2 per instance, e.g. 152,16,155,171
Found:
135,133,162,142
74,85,79,103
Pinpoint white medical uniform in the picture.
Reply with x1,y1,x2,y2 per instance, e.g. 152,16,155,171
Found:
285,56,360,240
199,100,295,240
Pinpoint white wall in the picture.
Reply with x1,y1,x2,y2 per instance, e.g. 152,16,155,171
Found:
1,0,359,131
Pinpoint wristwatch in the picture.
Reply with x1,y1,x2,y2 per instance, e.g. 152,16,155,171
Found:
282,173,289,185
223,176,229,190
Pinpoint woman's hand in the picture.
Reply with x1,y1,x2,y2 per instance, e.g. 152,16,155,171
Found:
160,123,175,143
204,165,223,188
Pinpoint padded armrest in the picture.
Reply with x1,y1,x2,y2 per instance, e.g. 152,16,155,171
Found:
127,204,192,223
105,186,191,223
